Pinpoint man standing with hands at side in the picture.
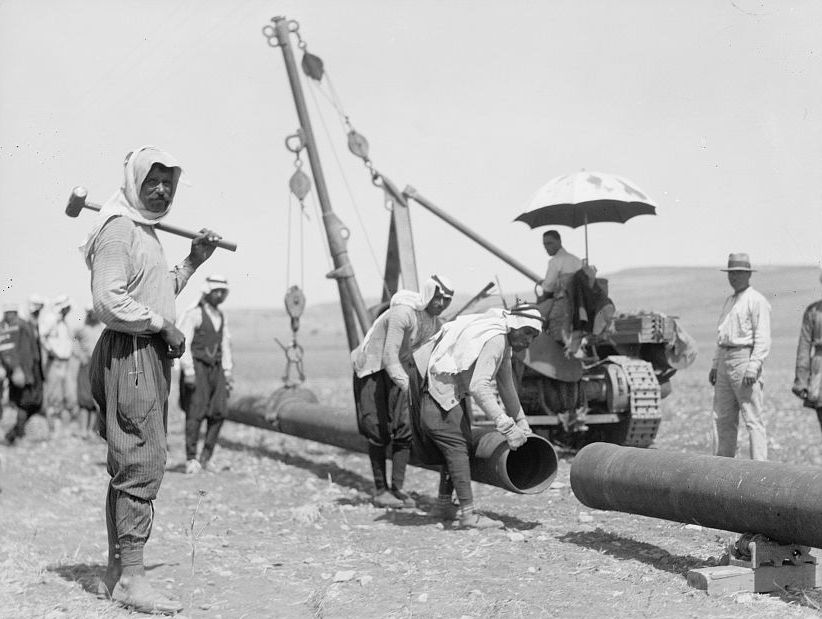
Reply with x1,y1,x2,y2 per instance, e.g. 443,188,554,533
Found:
84,145,222,614
177,274,233,474
709,253,771,461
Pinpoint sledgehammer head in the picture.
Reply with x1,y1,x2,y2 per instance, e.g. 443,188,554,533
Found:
65,186,90,217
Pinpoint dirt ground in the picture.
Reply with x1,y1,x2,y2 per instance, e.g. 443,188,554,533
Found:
3,278,822,618
2,370,822,619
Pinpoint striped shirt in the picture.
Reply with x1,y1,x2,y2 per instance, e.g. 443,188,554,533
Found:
712,286,771,373
90,216,195,334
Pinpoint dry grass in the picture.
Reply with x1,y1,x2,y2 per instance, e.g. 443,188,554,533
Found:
4,267,822,617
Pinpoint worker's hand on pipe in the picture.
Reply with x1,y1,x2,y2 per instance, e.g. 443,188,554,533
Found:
160,319,186,358
513,409,532,435
495,416,527,450
708,368,717,386
188,228,222,267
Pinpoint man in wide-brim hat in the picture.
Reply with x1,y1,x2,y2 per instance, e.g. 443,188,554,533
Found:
708,252,771,460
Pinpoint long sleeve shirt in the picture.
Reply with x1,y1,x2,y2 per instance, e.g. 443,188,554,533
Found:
793,299,822,399
428,334,523,421
352,304,441,382
176,303,233,377
90,216,195,334
711,286,771,373
542,247,583,295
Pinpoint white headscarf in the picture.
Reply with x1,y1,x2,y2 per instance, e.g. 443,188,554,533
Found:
81,145,182,268
390,274,454,311
428,305,543,375
202,274,229,295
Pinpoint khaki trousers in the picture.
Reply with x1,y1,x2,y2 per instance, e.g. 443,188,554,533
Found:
712,347,767,460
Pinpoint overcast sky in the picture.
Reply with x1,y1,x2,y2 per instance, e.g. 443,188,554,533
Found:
1,0,820,318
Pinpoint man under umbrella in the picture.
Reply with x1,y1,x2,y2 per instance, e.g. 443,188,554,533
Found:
536,230,588,432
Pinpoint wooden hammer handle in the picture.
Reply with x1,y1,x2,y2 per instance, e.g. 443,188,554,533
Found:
69,188,237,252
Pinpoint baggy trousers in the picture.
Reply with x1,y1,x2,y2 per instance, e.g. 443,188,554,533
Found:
353,365,415,491
418,392,474,506
712,347,767,460
179,359,227,462
91,330,170,563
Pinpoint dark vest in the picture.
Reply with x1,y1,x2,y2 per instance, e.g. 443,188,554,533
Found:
190,303,223,365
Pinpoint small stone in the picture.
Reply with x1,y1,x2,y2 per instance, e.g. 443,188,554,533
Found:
578,512,594,523
418,593,429,602
359,574,374,586
684,524,702,531
527,566,537,573
549,481,566,490
333,570,356,582
507,532,526,542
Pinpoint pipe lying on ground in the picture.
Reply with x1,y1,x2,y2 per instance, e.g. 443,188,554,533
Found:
227,387,557,494
570,442,822,548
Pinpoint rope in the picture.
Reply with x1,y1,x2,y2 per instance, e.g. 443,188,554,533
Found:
305,79,390,299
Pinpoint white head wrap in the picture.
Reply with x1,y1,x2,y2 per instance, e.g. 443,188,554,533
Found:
428,304,543,376
202,274,229,295
503,304,544,332
389,274,454,311
80,145,182,268
53,294,72,312
28,294,45,311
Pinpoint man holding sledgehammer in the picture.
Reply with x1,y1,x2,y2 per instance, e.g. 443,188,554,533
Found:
78,145,227,614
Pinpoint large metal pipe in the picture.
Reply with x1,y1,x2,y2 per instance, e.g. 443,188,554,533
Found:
571,443,822,548
228,388,558,494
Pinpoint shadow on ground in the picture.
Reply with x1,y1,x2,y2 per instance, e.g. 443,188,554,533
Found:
216,437,373,492
557,528,711,576
48,561,170,596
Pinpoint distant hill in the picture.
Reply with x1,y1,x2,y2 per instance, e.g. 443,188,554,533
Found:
228,266,821,376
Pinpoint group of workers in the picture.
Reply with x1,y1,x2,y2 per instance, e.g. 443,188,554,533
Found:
1,143,819,615
0,295,103,443
0,285,233,476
